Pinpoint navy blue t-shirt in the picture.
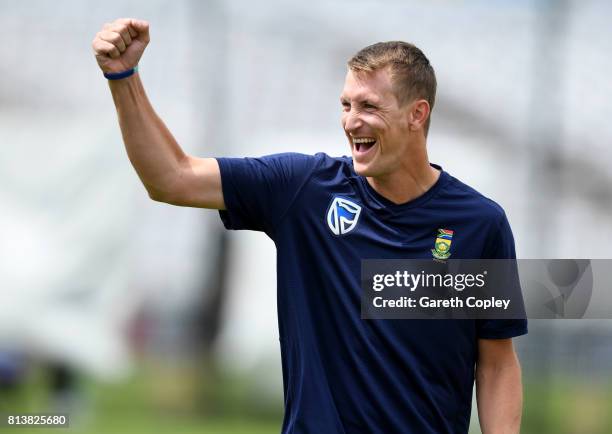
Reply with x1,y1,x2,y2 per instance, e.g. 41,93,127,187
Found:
217,153,527,434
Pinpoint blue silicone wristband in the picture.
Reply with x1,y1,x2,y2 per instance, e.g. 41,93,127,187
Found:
104,65,138,80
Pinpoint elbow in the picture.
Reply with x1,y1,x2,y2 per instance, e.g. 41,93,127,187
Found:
147,189,165,203
144,164,188,204
146,184,189,206
145,184,174,204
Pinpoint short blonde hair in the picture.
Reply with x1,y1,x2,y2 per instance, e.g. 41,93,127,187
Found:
348,41,437,135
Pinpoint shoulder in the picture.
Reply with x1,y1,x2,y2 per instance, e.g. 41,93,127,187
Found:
309,152,352,167
216,152,327,178
215,152,353,184
439,170,516,258
269,152,355,181
441,171,508,226
284,152,355,179
250,152,350,169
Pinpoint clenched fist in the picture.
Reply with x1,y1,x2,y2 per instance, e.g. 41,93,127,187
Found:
92,18,150,74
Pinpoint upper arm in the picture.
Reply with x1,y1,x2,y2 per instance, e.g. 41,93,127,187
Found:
150,155,225,209
215,153,321,234
477,206,528,340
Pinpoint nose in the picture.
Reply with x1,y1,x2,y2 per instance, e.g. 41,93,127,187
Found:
343,109,363,134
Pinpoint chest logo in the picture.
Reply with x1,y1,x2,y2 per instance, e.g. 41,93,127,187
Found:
432,228,454,260
326,197,362,236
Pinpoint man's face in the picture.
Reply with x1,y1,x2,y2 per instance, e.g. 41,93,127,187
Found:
340,67,413,178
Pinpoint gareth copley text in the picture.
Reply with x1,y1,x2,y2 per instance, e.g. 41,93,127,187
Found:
372,296,511,311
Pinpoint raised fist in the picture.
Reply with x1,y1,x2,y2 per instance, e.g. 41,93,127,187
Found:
92,18,150,74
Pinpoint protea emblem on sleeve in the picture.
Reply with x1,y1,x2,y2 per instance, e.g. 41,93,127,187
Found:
326,197,362,236
432,228,454,260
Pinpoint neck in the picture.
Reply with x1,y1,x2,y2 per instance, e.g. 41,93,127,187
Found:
366,145,440,205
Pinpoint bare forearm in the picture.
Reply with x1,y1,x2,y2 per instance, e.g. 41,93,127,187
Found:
476,355,522,434
95,18,223,208
109,72,186,198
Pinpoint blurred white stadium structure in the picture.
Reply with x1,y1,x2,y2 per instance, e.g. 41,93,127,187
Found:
1,0,612,429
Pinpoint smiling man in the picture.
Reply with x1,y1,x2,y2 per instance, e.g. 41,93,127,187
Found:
94,18,527,434
341,48,440,206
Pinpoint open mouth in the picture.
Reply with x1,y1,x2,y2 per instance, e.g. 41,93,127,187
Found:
353,137,377,154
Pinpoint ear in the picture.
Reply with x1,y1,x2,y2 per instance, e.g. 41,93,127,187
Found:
409,99,430,133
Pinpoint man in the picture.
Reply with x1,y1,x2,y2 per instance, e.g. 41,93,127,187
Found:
93,18,527,433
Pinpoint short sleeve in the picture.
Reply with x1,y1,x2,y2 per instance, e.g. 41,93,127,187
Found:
216,153,320,235
477,211,528,339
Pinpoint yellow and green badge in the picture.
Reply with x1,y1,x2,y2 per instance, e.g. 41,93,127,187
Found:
432,228,454,260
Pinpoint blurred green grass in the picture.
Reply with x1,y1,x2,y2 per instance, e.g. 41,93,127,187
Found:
1,362,282,434
3,366,612,434
522,377,612,434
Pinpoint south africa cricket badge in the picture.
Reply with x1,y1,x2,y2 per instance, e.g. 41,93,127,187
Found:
431,228,454,260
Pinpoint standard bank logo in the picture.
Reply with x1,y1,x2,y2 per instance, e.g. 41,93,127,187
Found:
326,197,362,235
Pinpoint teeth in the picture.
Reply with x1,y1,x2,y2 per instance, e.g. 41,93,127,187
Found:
353,137,376,144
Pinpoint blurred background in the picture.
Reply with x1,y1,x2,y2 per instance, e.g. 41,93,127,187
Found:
1,0,612,433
